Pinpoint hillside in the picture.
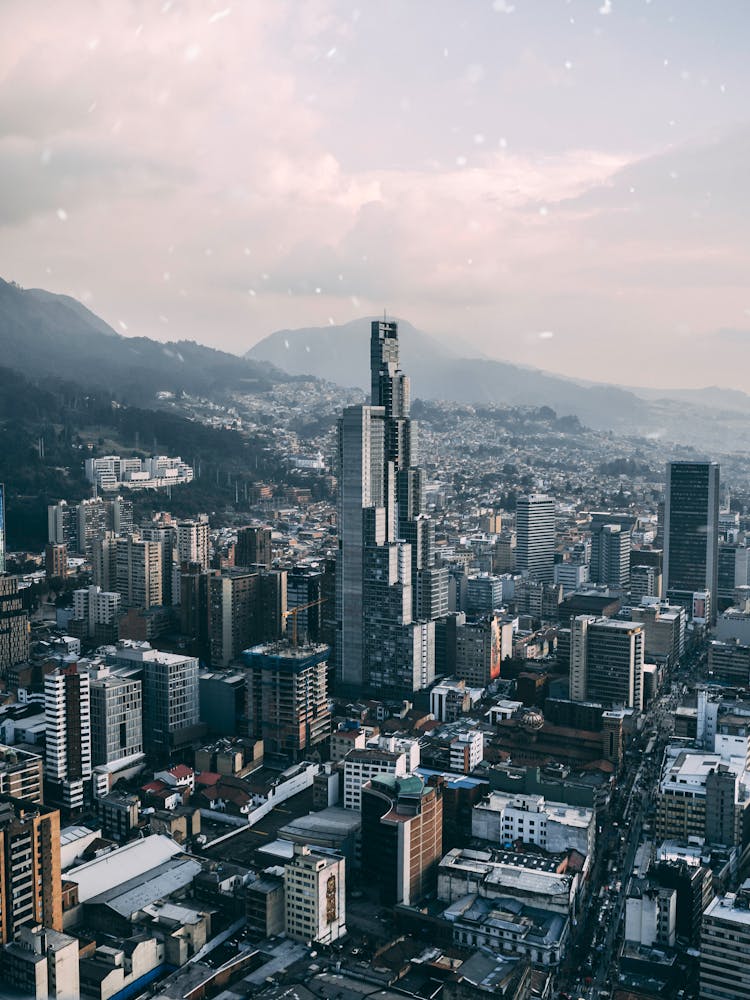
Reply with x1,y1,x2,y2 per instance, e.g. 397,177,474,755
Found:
0,367,285,550
247,317,750,447
0,278,286,406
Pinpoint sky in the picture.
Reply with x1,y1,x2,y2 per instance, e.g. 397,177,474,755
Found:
1,0,749,388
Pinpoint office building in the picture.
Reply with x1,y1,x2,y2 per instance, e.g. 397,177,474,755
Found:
629,600,686,666
47,501,78,552
115,536,162,610
45,543,68,581
336,320,437,695
209,571,259,668
243,641,331,761
465,574,504,616
0,796,62,944
472,790,595,858
664,460,720,617
590,518,631,589
0,576,30,676
343,737,420,811
177,516,210,571
454,615,503,687
709,640,750,686
361,773,443,906
89,668,143,767
236,525,272,569
570,616,644,709
71,585,120,644
141,521,178,606
0,484,4,575
631,563,660,603
284,844,346,944
1,924,79,1000
286,567,324,644
198,670,246,736
180,563,211,660
516,494,556,583
114,647,200,761
45,663,92,813
700,880,750,1000
76,497,108,558
0,745,43,803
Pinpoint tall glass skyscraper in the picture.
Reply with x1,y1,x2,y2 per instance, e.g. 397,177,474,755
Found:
336,321,444,695
663,460,720,617
0,483,5,574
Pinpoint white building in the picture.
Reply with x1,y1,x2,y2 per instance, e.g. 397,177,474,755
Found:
449,731,484,774
284,844,346,944
700,881,750,1000
625,885,676,948
73,586,121,636
471,790,595,858
177,517,210,571
343,741,415,812
84,455,193,491
44,663,92,811
2,926,80,1000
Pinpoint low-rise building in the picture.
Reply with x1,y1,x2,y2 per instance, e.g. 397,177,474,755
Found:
472,790,595,858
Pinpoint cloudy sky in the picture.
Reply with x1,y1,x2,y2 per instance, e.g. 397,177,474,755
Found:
1,0,749,388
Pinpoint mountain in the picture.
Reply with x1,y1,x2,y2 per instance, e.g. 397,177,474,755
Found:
247,317,648,430
0,277,286,406
247,317,750,448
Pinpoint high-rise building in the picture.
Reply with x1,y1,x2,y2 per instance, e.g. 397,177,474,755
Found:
590,517,631,589
110,496,134,535
114,647,200,762
336,320,437,695
47,501,77,552
91,533,118,591
664,461,720,618
89,668,143,768
177,516,210,571
0,577,30,677
0,796,62,944
516,494,556,583
141,521,178,606
0,483,5,575
209,571,260,668
570,616,644,710
235,525,272,570
44,663,92,813
454,616,503,687
244,641,331,761
700,880,750,1000
44,543,68,581
180,563,212,661
284,844,346,944
286,567,323,644
115,536,163,610
71,585,120,643
76,498,108,558
361,773,443,906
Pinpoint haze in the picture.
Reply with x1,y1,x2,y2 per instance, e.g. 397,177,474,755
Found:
1,0,749,388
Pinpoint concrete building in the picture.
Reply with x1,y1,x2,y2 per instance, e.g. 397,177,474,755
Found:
45,543,68,581
700,880,750,1000
115,537,163,610
444,894,568,968
709,640,750,686
472,790,595,858
590,515,632,589
449,731,484,774
284,844,346,944
72,585,121,642
236,525,272,570
625,882,677,948
114,646,200,762
361,773,442,906
516,494,555,583
454,616,503,687
0,796,63,943
89,668,143,768
664,461,720,619
629,600,686,665
246,877,285,940
1,925,79,1000
198,670,246,736
570,616,644,710
176,517,210,571
209,570,258,668
0,744,43,803
45,662,92,813
0,576,30,677
79,935,166,1000
343,738,419,811
243,641,331,761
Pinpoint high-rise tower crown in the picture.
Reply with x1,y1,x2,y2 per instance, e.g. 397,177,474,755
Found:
370,319,410,419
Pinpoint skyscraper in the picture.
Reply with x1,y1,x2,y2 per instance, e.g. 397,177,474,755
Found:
0,576,30,677
115,536,163,609
0,483,5,575
44,662,92,813
236,525,272,570
516,494,556,583
663,461,720,616
590,514,633,589
570,615,645,710
336,320,436,694
177,516,210,571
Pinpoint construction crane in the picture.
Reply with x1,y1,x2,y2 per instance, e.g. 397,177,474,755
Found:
282,597,326,648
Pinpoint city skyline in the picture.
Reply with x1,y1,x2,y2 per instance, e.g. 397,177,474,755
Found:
2,1,750,388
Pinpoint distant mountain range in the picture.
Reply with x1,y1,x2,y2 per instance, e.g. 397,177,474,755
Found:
0,277,287,407
246,317,750,444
